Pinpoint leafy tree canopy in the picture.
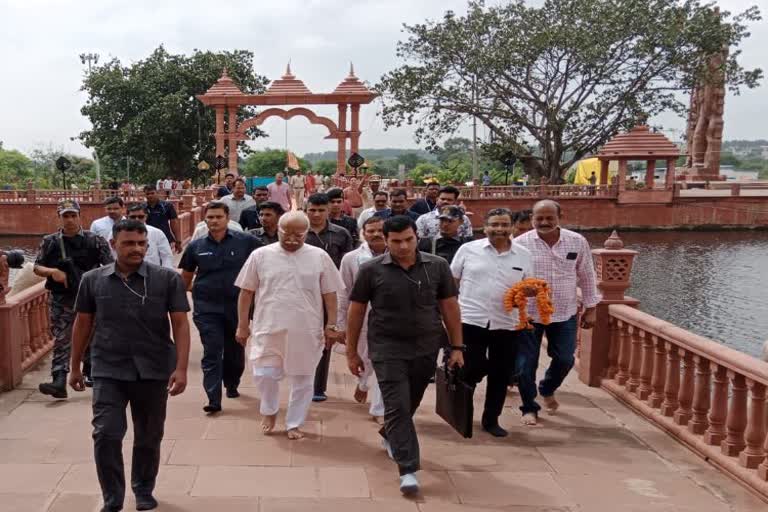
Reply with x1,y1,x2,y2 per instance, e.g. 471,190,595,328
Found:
241,149,311,177
377,0,762,182
79,45,269,184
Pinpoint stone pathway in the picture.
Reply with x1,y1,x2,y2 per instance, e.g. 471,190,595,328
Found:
1,323,765,511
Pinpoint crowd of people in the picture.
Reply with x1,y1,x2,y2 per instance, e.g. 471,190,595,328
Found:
29,173,601,509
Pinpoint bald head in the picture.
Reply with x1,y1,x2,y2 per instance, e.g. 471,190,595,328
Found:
278,211,309,252
531,200,561,237
532,200,561,217
278,211,309,230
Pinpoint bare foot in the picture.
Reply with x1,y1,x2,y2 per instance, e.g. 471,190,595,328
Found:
287,428,305,440
542,394,560,415
521,413,538,426
354,386,368,404
261,414,277,434
372,415,385,426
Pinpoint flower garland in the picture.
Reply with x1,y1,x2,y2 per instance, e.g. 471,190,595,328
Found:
503,278,554,330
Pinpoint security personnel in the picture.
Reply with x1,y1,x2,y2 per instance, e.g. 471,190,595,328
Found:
33,199,113,398
180,201,263,413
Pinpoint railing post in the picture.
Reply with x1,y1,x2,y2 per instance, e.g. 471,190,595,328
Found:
578,231,638,386
740,381,766,468
627,328,643,393
688,355,712,434
722,373,748,456
758,431,768,480
660,342,680,416
703,364,729,445
615,321,631,385
605,317,619,379
636,331,654,400
0,301,24,391
674,351,695,425
648,336,666,408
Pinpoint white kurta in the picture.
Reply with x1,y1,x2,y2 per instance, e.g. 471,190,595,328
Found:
235,243,345,376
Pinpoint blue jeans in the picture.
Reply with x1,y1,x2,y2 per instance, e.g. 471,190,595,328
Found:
516,315,578,415
193,311,244,407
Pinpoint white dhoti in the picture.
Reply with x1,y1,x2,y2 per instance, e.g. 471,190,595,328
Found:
254,367,314,430
356,332,384,417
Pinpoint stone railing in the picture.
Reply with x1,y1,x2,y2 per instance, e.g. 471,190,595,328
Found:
408,184,617,200
0,188,214,204
0,283,53,391
578,232,768,499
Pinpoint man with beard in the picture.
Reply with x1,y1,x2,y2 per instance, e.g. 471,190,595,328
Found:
68,219,191,511
235,211,345,439
239,185,270,230
514,200,600,425
337,216,387,424
180,202,262,414
451,208,534,437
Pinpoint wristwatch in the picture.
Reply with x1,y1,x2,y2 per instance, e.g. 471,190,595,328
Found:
449,345,467,352
326,324,340,332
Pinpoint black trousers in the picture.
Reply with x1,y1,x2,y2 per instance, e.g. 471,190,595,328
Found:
193,311,245,406
92,378,168,510
313,307,331,395
462,323,520,426
373,352,437,476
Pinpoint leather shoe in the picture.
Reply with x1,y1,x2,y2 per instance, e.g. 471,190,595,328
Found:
226,388,240,398
312,392,327,402
203,404,222,414
482,423,509,438
135,495,158,511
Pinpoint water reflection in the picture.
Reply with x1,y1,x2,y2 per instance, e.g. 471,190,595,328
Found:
585,231,768,358
3,232,768,357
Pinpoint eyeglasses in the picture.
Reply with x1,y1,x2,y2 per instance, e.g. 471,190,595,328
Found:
278,229,308,240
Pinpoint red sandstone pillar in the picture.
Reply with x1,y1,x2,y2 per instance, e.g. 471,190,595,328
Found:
215,107,225,160
617,159,628,192
645,160,656,188
337,104,348,174
578,231,639,387
350,104,360,155
228,107,239,174
599,159,609,185
665,158,676,190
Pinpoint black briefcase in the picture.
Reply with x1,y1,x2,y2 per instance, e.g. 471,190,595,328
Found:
435,365,475,439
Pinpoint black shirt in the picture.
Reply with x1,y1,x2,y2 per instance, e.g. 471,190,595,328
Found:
145,200,178,243
248,228,279,245
408,198,436,217
306,221,354,269
329,215,359,246
239,205,261,230
216,186,232,198
417,236,473,265
349,251,458,362
179,230,262,314
374,208,420,222
75,262,191,381
34,230,113,305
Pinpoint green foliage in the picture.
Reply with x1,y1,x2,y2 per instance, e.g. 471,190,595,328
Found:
0,148,33,187
0,146,98,189
313,160,338,176
241,149,311,177
303,148,434,164
378,0,762,183
79,45,269,184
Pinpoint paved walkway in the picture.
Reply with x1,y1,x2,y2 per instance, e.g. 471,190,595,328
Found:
1,323,765,512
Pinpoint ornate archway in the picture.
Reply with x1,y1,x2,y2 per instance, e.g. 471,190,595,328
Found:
197,64,378,175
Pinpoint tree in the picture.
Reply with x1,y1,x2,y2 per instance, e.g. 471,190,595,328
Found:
377,0,762,183
240,149,311,177
314,160,338,176
79,46,269,183
0,148,33,187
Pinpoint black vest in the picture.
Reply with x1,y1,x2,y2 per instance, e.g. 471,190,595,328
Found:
41,231,103,296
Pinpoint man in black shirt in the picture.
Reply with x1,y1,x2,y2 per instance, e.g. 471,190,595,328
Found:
416,205,473,264
305,192,354,402
346,215,464,496
239,185,269,230
408,182,440,217
247,201,284,245
374,188,419,222
327,187,359,246
180,202,262,413
216,173,235,198
69,219,191,512
33,199,113,398
143,185,181,252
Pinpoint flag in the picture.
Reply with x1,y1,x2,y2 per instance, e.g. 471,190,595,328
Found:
286,151,300,170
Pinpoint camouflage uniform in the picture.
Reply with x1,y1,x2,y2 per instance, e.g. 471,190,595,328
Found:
49,296,78,374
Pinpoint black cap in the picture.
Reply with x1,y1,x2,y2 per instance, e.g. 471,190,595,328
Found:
437,205,463,221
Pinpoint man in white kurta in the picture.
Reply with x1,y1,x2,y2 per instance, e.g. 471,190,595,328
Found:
338,217,386,422
235,211,345,439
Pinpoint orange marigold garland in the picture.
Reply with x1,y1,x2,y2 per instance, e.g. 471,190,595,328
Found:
503,278,554,330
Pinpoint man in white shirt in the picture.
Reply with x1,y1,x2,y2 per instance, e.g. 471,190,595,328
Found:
288,170,306,210
220,179,256,224
415,185,474,239
90,197,125,241
162,176,174,197
235,211,345,440
338,216,386,424
118,204,175,269
357,191,389,230
451,207,533,437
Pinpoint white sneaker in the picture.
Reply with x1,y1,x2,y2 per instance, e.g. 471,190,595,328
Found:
399,473,419,495
381,438,394,460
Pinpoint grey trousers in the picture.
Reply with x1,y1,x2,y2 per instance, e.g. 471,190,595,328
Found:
372,352,437,476
92,378,168,510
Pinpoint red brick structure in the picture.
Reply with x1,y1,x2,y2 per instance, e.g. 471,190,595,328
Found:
196,65,378,175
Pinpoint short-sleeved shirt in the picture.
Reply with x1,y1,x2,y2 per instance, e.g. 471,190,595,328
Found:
75,261,190,381
349,251,458,362
145,200,178,243
179,230,262,314
329,215,359,246
305,222,354,269
220,194,256,223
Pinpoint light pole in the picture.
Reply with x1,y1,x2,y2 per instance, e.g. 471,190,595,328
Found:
80,53,101,185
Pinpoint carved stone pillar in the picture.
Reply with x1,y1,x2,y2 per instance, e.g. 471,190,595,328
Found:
350,104,360,155
599,159,609,185
645,160,656,188
227,107,239,174
336,104,348,175
215,106,225,159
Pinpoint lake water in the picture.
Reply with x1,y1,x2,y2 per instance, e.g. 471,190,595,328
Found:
3,231,767,358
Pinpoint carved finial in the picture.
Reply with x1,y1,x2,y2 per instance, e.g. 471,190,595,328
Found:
604,230,625,250
286,60,292,76
221,67,229,78
349,62,356,77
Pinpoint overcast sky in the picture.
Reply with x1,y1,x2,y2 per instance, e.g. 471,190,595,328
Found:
1,0,766,159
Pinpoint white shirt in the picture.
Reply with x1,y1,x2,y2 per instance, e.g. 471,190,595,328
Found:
108,224,174,269
90,216,119,240
191,220,243,241
356,207,385,230
220,194,256,223
451,238,532,330
162,179,174,190
416,208,474,239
